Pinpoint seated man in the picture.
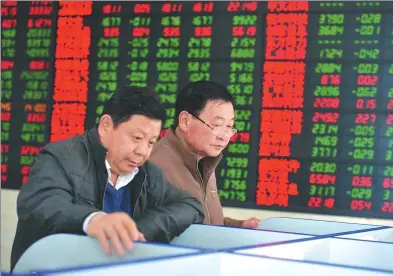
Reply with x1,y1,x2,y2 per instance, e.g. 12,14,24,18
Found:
11,86,204,270
150,80,259,228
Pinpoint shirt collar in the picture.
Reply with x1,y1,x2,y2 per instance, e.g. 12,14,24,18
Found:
105,159,139,190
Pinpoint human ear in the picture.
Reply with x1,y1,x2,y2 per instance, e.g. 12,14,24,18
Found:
98,114,113,138
178,111,190,132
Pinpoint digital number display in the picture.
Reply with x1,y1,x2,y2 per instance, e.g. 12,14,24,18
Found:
1,1,392,219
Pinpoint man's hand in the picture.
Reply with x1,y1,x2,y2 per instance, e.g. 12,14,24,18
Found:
87,212,145,256
241,217,260,229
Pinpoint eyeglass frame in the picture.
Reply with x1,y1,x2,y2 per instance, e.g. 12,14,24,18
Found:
189,112,237,138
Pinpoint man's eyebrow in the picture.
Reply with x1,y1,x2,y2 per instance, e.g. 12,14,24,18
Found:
135,127,147,135
214,115,235,121
135,128,159,139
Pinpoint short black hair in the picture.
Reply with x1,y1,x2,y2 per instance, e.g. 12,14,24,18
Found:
101,86,165,127
172,80,234,130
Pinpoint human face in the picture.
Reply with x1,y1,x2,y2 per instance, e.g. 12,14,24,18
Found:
98,114,161,175
182,100,235,157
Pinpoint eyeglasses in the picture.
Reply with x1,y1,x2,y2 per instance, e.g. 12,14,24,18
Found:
190,113,237,138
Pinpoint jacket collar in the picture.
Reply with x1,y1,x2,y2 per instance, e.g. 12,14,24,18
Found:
87,127,108,175
162,128,222,182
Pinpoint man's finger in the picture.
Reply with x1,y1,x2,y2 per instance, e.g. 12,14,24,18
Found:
105,225,124,256
122,217,139,241
138,232,146,242
95,230,111,255
114,221,133,251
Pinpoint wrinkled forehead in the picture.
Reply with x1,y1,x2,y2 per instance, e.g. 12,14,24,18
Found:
198,100,235,121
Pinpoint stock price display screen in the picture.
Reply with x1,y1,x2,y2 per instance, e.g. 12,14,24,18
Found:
1,1,392,219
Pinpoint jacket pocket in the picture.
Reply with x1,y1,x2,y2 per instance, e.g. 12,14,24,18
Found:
77,193,96,206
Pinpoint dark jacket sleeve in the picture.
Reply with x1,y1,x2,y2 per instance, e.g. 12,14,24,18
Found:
16,146,100,236
135,163,205,243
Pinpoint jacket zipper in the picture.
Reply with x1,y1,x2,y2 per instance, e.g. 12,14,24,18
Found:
132,174,146,218
101,183,108,211
196,162,210,224
101,170,109,211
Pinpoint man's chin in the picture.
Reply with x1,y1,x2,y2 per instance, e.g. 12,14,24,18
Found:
123,163,140,173
206,149,223,157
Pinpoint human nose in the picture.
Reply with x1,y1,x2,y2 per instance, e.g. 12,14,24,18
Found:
134,142,149,157
214,128,233,139
215,130,230,141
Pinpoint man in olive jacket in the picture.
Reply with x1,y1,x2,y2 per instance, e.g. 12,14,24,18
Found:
11,86,204,270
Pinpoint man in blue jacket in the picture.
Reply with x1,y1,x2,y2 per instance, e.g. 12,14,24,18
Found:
11,86,204,270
